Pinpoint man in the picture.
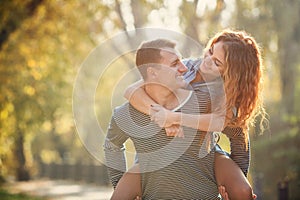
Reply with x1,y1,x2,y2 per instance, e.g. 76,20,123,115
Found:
104,39,220,199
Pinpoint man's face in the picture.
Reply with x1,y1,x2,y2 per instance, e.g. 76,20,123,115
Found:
150,48,187,90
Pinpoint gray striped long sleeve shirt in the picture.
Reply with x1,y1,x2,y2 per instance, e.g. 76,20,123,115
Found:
104,90,221,199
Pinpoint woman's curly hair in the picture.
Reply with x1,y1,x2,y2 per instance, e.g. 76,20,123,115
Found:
206,29,267,133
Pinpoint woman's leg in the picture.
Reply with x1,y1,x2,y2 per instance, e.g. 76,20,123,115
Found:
214,153,254,200
111,163,142,200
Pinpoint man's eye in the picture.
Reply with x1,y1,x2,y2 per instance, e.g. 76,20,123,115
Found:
171,62,177,67
173,60,180,66
209,48,213,55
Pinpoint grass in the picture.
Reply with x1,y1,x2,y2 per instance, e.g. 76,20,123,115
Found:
0,189,46,200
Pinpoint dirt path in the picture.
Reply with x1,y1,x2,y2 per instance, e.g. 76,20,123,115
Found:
3,179,113,200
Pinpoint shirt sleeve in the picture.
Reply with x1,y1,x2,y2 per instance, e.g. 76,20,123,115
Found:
103,115,130,188
222,126,250,177
183,58,202,84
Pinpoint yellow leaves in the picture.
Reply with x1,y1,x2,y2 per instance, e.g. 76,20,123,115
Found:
41,149,62,164
0,110,8,120
19,43,31,57
31,69,43,80
23,85,35,96
27,59,46,80
0,103,14,120
27,59,36,68
42,121,53,132
36,4,47,20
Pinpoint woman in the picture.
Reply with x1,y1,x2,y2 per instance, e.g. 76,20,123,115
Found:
112,29,266,200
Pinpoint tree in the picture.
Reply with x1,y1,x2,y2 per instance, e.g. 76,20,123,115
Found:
0,0,109,180
0,0,45,50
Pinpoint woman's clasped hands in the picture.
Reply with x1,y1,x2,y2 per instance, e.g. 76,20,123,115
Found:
150,104,184,138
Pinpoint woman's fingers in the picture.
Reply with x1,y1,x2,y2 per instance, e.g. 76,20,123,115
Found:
150,104,163,112
165,126,177,136
165,125,184,138
218,185,230,200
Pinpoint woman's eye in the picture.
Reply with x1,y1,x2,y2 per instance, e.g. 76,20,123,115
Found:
209,48,213,55
214,61,220,67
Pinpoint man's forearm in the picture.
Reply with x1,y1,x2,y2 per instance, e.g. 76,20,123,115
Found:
104,141,127,188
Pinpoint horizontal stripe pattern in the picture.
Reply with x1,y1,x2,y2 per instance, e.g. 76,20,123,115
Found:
105,90,222,199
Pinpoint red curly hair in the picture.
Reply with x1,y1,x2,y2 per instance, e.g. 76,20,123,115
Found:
206,29,266,131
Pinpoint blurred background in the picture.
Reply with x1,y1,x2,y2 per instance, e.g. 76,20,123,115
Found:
0,0,299,199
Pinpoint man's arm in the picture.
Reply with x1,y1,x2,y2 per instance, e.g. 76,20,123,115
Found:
104,116,129,188
222,126,250,177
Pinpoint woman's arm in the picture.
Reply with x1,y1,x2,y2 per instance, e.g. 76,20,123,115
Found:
222,127,250,177
151,104,226,132
124,79,156,115
125,81,226,132
124,81,184,137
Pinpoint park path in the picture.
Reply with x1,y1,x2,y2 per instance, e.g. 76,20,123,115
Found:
3,179,113,200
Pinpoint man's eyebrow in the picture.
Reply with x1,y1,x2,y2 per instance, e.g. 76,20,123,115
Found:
170,57,180,65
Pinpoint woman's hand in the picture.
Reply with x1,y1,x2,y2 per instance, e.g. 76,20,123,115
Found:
218,185,257,200
165,125,184,138
150,104,184,138
218,185,229,200
150,104,178,128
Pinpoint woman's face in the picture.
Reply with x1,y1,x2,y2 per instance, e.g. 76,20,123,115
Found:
199,41,226,81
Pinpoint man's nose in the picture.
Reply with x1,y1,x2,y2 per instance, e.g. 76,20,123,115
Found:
178,61,188,73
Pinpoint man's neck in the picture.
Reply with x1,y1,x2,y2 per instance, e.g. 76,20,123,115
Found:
144,84,190,110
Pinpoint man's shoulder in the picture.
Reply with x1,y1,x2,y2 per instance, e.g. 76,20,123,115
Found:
113,102,130,115
113,102,144,118
112,102,154,136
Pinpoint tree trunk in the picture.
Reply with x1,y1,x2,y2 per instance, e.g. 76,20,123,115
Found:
15,129,30,181
0,0,45,50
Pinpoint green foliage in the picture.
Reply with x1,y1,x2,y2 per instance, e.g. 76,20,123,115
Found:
252,128,300,199
0,189,45,200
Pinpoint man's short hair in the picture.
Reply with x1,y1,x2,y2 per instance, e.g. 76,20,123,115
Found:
135,39,176,79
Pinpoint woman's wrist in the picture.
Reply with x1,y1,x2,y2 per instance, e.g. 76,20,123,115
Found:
170,112,181,125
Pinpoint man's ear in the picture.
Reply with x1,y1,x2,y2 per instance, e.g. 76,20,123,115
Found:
147,67,157,79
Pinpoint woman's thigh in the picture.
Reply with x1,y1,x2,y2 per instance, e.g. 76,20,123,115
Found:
214,153,253,200
111,163,142,200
